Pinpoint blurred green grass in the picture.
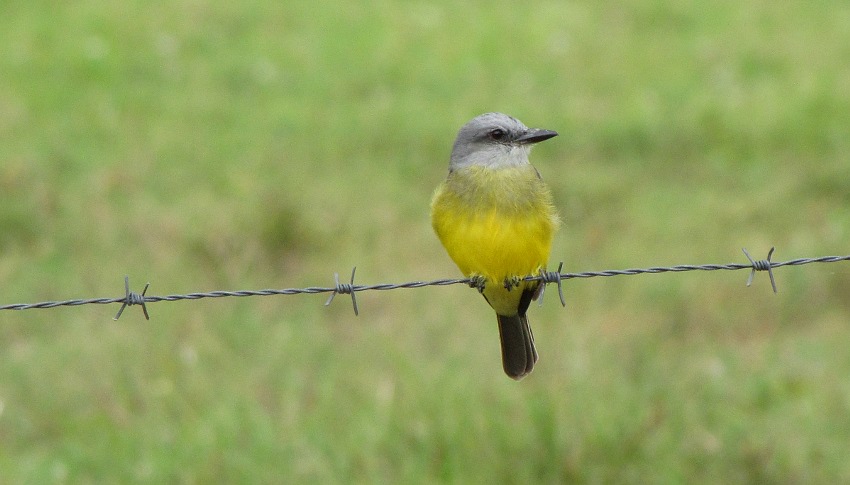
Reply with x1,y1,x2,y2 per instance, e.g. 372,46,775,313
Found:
1,0,849,482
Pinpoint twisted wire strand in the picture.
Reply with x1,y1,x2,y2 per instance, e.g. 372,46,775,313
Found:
1,250,848,318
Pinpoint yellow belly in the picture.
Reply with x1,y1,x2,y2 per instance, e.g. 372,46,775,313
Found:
431,165,559,316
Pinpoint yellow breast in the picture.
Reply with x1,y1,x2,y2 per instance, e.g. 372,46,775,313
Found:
431,165,560,315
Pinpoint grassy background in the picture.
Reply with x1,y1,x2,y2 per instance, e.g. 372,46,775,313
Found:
1,0,849,482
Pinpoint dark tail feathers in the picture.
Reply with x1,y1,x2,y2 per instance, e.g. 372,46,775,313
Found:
496,313,538,380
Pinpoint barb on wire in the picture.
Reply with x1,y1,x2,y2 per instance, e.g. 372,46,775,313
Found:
1,248,848,319
538,262,567,307
114,276,150,320
324,267,359,316
743,247,777,293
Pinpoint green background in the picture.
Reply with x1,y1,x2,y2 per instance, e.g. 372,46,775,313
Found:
1,1,849,482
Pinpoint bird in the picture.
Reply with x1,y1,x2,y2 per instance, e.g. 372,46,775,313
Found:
431,112,560,380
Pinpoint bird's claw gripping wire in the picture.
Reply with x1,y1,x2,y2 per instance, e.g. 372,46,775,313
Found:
114,276,150,320
743,247,778,293
325,267,359,315
538,262,567,307
468,275,487,294
503,276,522,291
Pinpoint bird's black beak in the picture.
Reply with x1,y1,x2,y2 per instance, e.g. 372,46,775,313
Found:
516,128,558,145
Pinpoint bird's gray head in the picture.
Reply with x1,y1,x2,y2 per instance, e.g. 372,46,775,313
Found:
448,112,557,171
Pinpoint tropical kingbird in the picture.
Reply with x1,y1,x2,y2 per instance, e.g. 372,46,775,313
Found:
431,112,560,380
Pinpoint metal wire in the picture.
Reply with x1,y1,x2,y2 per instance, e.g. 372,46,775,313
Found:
1,248,848,319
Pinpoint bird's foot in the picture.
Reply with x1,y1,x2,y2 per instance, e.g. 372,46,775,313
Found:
469,275,487,293
503,275,522,291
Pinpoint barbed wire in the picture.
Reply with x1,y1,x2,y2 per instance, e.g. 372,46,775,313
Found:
1,247,848,320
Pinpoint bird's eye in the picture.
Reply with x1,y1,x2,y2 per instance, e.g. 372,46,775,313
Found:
489,128,507,141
